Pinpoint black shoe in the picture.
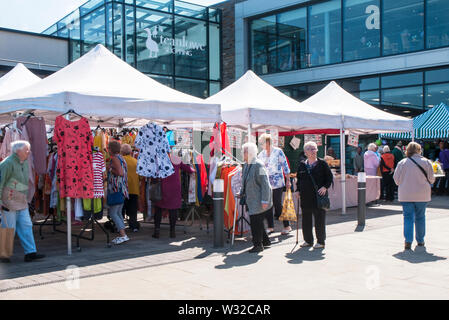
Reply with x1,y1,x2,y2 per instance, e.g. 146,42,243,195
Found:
263,241,271,248
152,229,160,239
248,246,263,253
24,253,45,262
1,258,11,263
417,242,425,247
404,242,412,250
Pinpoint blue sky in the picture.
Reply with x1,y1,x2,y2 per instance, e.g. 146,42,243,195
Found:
0,0,225,33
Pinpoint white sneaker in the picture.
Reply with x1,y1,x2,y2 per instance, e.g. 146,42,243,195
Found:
265,228,274,235
281,226,292,235
300,242,312,247
112,235,129,245
313,243,325,249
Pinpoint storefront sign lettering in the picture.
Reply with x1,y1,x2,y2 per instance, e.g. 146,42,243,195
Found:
145,27,205,59
365,5,380,30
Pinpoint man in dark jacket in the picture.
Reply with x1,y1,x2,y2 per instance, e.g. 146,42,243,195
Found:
296,142,333,249
392,142,404,168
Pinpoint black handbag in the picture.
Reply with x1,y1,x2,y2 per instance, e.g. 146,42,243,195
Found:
149,179,162,202
306,165,330,211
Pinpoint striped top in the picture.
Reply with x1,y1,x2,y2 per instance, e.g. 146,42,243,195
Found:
93,152,106,198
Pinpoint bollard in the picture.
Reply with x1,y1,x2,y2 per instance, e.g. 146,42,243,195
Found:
213,179,224,248
357,172,366,227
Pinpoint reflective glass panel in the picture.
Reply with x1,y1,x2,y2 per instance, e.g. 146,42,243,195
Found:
209,23,220,81
175,78,208,98
125,5,135,65
425,67,449,84
136,8,173,75
149,74,173,87
82,6,107,53
308,0,341,67
174,1,207,19
425,83,449,109
174,16,208,79
381,72,422,88
209,81,221,96
382,0,424,55
427,0,449,49
113,3,124,59
381,86,423,117
339,76,379,91
277,8,307,71
251,15,277,75
343,0,380,61
80,0,105,16
135,0,172,13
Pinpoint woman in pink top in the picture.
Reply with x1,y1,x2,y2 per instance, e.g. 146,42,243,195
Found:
363,143,380,176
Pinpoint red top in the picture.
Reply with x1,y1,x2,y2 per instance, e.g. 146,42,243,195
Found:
381,153,395,173
54,115,94,198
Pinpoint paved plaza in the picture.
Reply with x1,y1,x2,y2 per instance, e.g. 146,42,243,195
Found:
1,196,448,300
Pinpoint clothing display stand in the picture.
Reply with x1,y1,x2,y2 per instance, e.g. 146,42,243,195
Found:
231,202,251,247
183,204,204,234
37,211,63,239
75,212,111,251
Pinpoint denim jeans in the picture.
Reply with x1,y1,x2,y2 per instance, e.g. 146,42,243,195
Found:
401,202,427,244
108,203,125,232
1,208,37,255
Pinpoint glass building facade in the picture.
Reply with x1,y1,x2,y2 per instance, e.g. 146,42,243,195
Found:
42,0,222,98
247,0,449,118
250,0,449,74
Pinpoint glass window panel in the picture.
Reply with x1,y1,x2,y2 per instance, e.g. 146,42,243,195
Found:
277,8,307,71
80,0,105,16
125,5,135,65
82,6,107,53
426,0,449,49
113,3,124,58
381,72,422,88
343,0,380,61
106,3,113,50
339,76,379,91
309,0,342,67
42,24,57,35
57,10,81,40
174,16,207,79
136,8,173,75
425,67,449,84
425,83,449,109
174,1,207,19
149,74,173,87
381,86,424,117
250,15,277,75
209,81,221,96
135,0,172,13
209,23,220,81
382,0,424,55
175,78,208,98
209,8,220,23
277,85,309,101
352,90,379,104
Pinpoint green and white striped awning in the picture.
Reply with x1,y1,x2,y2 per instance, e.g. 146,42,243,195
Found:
380,103,449,140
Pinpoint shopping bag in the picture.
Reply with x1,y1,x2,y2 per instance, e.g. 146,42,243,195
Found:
279,189,297,222
0,214,15,259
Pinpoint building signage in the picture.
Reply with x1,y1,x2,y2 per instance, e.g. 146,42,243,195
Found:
145,27,206,59
365,5,380,30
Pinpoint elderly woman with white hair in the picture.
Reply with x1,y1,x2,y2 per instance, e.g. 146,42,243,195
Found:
380,145,395,201
296,141,333,249
364,143,380,176
257,133,292,235
240,142,273,253
0,141,45,263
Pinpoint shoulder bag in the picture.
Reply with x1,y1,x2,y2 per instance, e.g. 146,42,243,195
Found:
306,162,330,211
149,178,162,202
408,157,432,185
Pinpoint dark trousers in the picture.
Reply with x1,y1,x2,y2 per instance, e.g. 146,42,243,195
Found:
250,210,270,247
124,194,140,230
265,187,290,229
154,206,178,230
302,207,326,245
438,169,449,194
381,172,395,201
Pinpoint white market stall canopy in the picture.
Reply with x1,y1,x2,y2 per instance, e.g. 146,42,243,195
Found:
0,63,41,97
302,81,413,134
0,45,221,127
205,70,341,131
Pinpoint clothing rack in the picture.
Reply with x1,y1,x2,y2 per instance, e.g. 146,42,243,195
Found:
231,202,251,246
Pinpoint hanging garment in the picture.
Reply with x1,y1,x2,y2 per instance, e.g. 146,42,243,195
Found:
16,116,48,174
230,167,251,235
154,159,194,210
0,127,13,160
208,156,219,196
74,198,84,221
188,172,197,203
93,151,106,198
135,122,174,179
209,122,231,157
54,115,94,199
196,154,208,198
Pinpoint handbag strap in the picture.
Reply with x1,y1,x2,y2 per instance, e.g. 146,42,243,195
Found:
305,162,319,193
408,157,431,184
241,164,251,195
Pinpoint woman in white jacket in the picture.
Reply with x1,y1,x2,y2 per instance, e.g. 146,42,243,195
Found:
393,142,435,250
364,143,380,176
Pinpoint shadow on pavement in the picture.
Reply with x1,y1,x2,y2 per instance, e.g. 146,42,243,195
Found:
392,248,447,264
214,250,263,269
285,246,325,264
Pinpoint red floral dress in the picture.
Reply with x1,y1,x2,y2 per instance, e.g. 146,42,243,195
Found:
54,115,94,198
